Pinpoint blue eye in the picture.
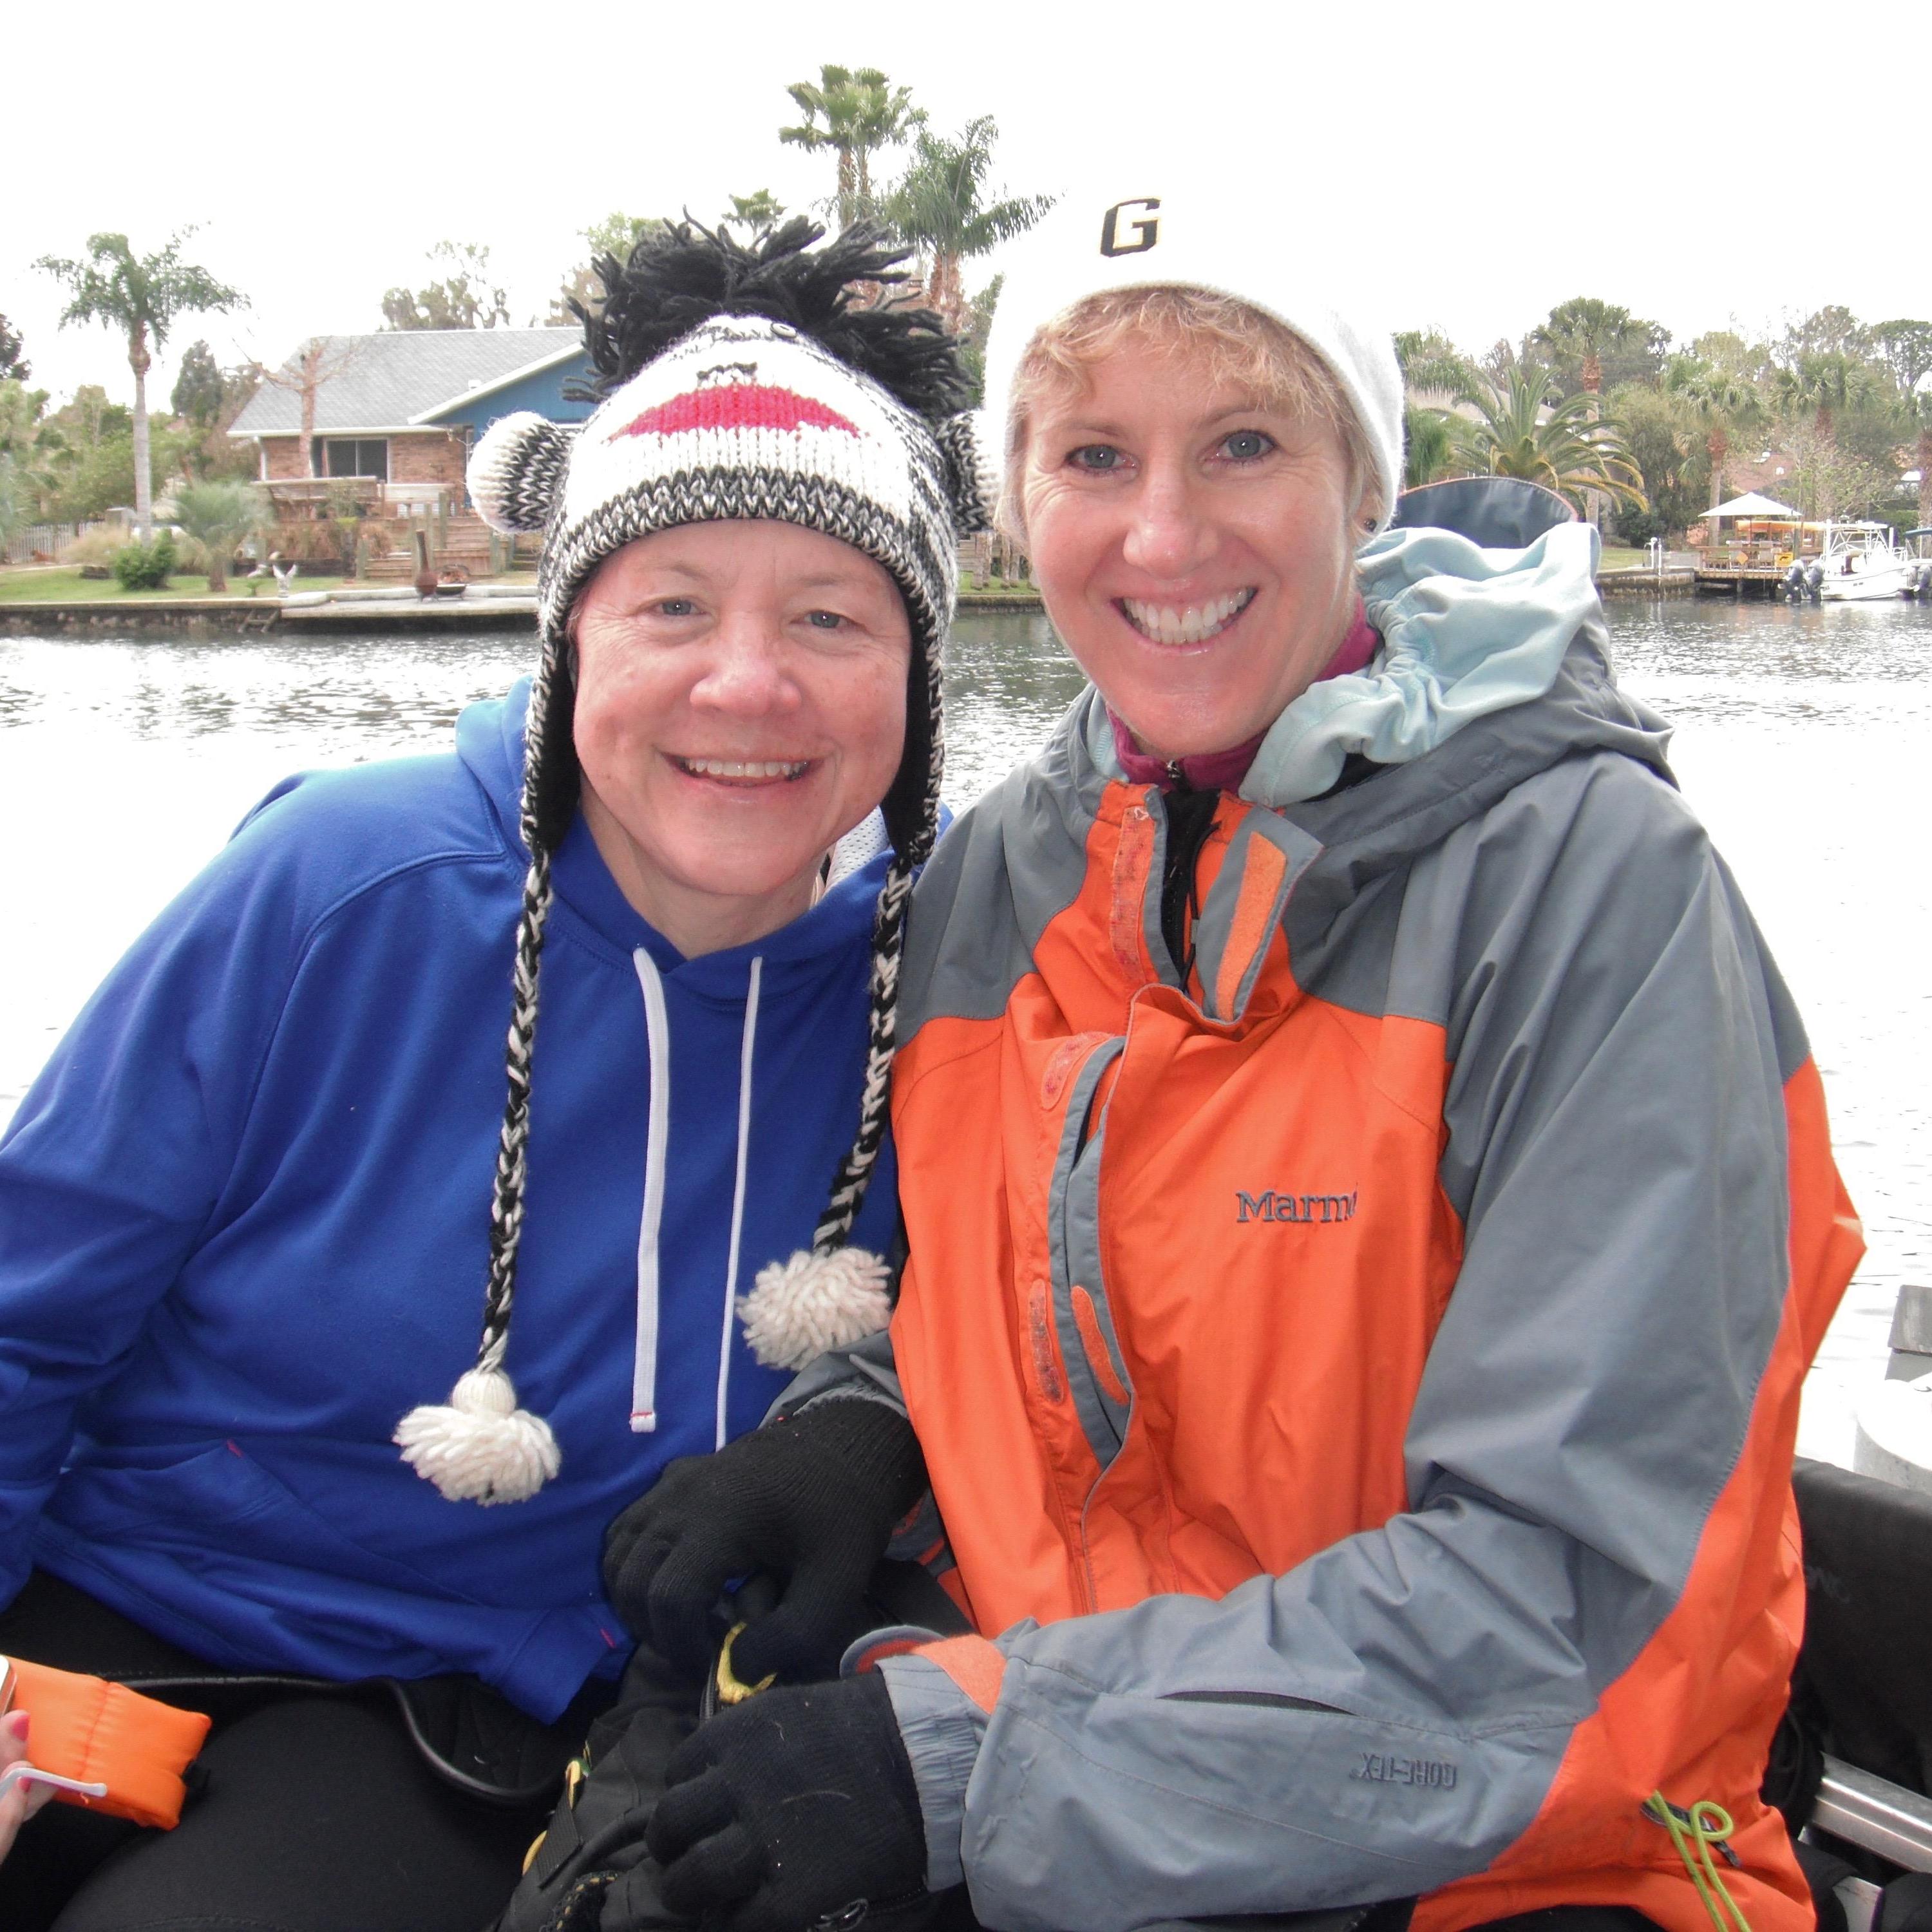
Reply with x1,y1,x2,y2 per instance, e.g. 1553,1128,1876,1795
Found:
1069,444,1124,472
656,597,697,617
1221,430,1274,461
806,610,847,630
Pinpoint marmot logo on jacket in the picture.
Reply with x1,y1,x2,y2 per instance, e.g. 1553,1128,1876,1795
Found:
1235,1189,1358,1225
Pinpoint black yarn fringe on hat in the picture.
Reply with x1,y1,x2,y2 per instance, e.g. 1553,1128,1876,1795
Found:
571,217,971,424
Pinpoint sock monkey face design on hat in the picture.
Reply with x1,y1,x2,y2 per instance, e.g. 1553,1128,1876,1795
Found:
393,220,990,1506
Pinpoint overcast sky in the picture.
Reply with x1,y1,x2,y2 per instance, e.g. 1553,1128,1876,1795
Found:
5,0,1915,410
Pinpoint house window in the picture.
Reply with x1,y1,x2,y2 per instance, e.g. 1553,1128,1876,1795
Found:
313,438,390,480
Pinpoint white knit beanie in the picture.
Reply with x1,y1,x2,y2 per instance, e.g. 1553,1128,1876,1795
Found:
392,222,987,1507
980,181,1405,532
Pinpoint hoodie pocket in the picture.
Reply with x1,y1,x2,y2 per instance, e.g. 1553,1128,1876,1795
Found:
52,1441,488,1607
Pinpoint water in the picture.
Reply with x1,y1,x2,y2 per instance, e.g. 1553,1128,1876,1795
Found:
2,598,1928,1464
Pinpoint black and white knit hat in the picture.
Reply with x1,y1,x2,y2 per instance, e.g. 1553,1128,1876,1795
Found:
394,221,988,1505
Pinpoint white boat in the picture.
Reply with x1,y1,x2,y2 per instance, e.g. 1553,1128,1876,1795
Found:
1816,520,1920,601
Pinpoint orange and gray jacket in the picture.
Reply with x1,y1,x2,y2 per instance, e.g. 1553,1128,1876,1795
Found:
788,521,1862,1932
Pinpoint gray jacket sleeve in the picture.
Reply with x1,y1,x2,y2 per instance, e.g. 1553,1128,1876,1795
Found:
768,1324,907,1421
880,755,1806,1932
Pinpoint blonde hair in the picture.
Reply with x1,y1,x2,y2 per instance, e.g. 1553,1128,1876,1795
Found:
999,285,1383,542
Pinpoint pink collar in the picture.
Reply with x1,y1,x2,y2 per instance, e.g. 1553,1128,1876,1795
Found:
1109,603,1380,792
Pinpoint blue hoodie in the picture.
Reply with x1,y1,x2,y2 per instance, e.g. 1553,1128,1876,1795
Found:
0,681,898,1720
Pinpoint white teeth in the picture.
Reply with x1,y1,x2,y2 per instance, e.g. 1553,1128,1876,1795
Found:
1120,588,1255,645
679,757,810,780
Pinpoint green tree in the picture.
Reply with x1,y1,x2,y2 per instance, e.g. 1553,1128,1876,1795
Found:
1403,404,1458,489
550,213,669,325
1606,383,1703,544
1870,320,1932,401
35,229,245,538
1452,363,1646,513
39,381,187,522
882,116,1051,333
1784,421,1894,520
1773,349,1880,442
382,242,510,330
723,190,788,241
1394,329,1481,401
1778,305,1870,366
169,478,263,592
1665,354,1761,507
1910,390,1932,526
1529,297,1667,401
781,65,923,227
0,381,61,527
0,315,28,384
171,339,227,430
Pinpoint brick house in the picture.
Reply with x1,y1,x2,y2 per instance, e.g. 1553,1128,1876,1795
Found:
229,329,596,572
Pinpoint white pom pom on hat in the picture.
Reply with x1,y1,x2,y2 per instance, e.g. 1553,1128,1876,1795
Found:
395,1367,562,1506
737,1246,894,1372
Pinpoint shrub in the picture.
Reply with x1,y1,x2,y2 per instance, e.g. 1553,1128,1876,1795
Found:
112,532,176,591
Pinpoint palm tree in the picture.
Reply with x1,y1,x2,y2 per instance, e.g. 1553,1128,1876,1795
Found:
1394,330,1481,403
1913,389,1932,527
1403,405,1457,489
1530,298,1660,401
1667,358,1761,507
1773,350,1878,443
780,66,922,227
169,479,263,594
882,117,1052,333
1452,365,1647,514
36,230,244,539
723,191,787,242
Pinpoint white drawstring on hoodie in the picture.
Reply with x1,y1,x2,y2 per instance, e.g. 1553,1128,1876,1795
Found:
630,949,766,1443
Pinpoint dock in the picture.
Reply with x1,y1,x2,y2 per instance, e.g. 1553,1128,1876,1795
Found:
1692,564,1794,598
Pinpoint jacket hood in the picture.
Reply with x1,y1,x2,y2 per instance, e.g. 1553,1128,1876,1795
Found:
1079,518,1674,868
455,678,893,996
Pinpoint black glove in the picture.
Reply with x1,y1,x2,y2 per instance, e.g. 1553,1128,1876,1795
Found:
647,1672,931,1932
603,1399,927,1684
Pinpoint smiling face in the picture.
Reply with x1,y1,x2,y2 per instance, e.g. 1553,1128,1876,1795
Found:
570,520,911,958
1018,332,1365,763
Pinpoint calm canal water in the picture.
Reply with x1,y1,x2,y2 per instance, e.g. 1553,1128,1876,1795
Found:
3,597,1928,1463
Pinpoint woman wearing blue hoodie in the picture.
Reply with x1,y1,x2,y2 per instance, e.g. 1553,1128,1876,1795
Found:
0,220,983,1930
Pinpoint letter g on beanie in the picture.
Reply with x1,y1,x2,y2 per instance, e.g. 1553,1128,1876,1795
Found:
980,180,1405,533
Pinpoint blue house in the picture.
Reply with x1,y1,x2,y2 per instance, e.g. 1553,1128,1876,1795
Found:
231,328,598,507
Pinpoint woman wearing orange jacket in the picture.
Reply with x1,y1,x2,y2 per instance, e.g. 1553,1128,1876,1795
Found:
599,182,1863,1932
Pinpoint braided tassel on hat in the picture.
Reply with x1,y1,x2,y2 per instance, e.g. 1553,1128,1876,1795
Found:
394,653,565,1505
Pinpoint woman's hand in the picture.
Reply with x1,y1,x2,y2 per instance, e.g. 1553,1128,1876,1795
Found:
0,1710,55,1864
603,1398,927,1684
647,1673,931,1932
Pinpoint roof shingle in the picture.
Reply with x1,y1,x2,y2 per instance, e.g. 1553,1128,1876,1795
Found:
231,329,582,436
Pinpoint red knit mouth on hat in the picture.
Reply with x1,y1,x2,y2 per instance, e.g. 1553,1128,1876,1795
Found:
611,385,862,442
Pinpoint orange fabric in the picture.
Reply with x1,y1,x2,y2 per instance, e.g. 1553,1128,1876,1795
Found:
1213,834,1287,1017
893,784,1462,1633
915,1635,1007,1715
1070,1287,1130,1406
7,1657,211,1829
888,775,1861,1932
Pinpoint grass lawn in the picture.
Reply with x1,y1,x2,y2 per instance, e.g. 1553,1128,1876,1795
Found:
1596,547,1651,572
0,568,348,603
